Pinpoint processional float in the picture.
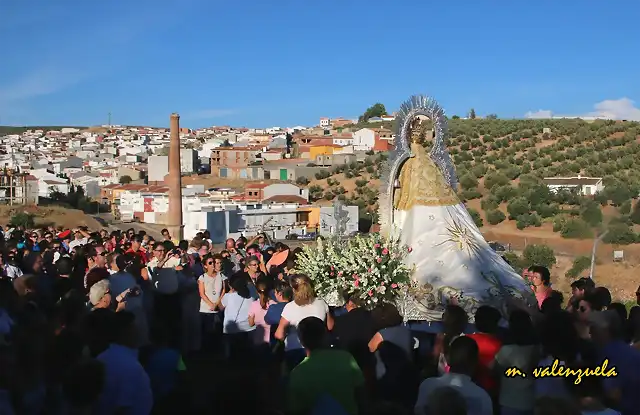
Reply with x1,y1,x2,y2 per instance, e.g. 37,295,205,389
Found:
378,95,534,321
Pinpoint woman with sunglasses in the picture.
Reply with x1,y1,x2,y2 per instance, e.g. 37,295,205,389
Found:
198,254,226,352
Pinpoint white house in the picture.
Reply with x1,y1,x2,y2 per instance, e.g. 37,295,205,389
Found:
542,176,604,196
352,128,376,151
332,135,353,146
319,117,330,128
38,177,69,198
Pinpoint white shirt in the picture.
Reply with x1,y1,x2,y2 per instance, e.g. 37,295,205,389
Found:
414,373,493,415
281,298,329,350
3,264,22,280
69,237,88,250
198,273,225,313
221,292,255,334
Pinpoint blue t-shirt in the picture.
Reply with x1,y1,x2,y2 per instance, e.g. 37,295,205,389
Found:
146,347,182,398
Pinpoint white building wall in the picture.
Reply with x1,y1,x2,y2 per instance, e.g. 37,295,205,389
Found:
148,156,169,182
352,128,376,151
180,149,197,173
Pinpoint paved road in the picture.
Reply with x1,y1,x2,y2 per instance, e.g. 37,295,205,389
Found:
92,214,165,239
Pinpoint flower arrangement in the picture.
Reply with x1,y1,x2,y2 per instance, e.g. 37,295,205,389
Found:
296,233,413,309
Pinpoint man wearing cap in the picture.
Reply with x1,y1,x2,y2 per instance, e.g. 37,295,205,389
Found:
588,310,640,415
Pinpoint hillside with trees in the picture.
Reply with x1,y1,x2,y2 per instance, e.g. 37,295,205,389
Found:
305,118,640,247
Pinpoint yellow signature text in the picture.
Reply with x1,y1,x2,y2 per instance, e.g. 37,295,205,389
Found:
504,359,617,384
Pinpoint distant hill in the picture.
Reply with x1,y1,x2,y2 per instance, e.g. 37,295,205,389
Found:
0,126,88,135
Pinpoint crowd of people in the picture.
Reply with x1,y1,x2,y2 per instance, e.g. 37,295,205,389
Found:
0,224,639,415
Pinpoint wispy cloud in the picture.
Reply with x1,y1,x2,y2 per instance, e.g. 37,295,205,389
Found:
0,1,201,110
0,66,90,103
524,109,553,119
525,98,640,121
185,109,238,119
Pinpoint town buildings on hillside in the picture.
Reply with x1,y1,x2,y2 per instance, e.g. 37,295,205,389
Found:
0,119,384,238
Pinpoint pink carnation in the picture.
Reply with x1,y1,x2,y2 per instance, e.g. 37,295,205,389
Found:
337,271,343,276
352,273,358,279
374,244,381,249
376,257,382,263
391,283,398,289
354,280,360,287
382,248,389,255
368,290,373,297
407,247,413,253
368,268,372,273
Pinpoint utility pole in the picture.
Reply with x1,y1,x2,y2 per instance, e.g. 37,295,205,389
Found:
589,230,609,282
108,112,112,127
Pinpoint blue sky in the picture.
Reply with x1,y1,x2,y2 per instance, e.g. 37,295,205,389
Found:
1,0,639,128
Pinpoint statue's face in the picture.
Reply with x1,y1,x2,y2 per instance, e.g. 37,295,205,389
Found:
409,115,434,145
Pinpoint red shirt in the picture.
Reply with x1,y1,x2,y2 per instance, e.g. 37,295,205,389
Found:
126,248,148,265
467,332,502,394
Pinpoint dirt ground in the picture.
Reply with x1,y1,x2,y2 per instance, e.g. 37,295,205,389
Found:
0,206,103,230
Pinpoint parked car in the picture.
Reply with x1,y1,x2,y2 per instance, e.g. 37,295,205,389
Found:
488,241,506,253
297,232,317,241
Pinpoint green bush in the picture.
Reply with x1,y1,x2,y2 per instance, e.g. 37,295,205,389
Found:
560,218,593,239
580,201,603,226
468,208,483,227
459,173,479,190
516,213,542,230
552,216,566,232
484,172,510,190
522,244,557,269
565,256,592,278
460,190,482,201
10,212,35,228
507,197,530,219
603,224,637,245
481,197,499,211
486,210,506,225
619,200,632,215
631,200,640,224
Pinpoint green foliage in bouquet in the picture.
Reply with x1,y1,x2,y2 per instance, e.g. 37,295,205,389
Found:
295,233,413,309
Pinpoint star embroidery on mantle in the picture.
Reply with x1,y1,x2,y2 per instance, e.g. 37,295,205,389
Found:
434,211,481,259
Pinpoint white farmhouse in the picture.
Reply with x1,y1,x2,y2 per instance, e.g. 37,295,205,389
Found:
542,175,604,196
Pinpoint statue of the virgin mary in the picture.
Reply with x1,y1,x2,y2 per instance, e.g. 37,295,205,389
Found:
378,95,534,321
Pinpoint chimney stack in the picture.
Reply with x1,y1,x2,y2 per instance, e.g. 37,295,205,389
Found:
167,113,183,241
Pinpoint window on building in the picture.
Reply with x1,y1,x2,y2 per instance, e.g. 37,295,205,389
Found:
296,211,310,223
